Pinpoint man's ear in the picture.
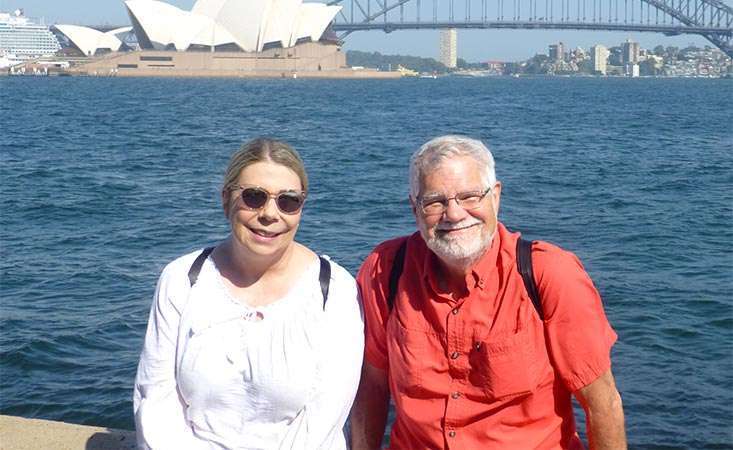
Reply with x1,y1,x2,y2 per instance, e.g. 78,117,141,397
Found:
492,181,502,214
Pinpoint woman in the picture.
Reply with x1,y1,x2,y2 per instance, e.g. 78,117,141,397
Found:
134,138,364,449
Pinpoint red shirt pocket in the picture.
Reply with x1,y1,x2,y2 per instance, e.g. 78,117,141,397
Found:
469,324,546,401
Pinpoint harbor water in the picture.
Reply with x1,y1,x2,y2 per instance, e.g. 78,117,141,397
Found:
0,76,731,448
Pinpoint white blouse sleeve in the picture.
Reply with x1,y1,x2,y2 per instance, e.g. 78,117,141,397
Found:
133,258,197,450
304,263,365,449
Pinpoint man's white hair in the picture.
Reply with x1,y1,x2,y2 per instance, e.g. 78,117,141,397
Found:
409,135,497,198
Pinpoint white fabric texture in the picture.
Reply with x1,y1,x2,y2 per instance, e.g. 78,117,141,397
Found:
133,249,364,450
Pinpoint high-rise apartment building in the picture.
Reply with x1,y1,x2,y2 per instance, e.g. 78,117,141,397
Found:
591,44,610,75
622,39,640,64
439,29,457,68
549,42,564,62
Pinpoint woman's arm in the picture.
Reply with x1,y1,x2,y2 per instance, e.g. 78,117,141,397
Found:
304,265,365,449
134,259,195,449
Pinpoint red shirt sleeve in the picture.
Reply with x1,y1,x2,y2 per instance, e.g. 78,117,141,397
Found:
356,236,409,371
532,241,618,392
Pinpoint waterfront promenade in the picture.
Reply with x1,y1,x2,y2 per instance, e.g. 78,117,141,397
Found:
0,416,134,450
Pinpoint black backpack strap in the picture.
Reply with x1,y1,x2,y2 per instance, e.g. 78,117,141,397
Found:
188,247,215,287
517,238,544,320
318,256,331,310
387,240,408,312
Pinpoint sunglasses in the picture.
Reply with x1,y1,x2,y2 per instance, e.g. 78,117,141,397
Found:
232,185,306,215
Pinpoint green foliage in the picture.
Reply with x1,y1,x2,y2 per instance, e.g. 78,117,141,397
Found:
346,50,447,73
456,58,485,70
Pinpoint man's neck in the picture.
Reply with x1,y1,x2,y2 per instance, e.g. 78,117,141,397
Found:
435,257,473,297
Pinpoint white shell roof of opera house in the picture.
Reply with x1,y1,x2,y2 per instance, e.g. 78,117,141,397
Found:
125,0,341,52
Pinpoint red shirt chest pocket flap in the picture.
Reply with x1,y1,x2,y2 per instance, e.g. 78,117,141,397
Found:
469,323,548,401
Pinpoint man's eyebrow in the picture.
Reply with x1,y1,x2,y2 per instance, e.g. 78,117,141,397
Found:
420,192,445,199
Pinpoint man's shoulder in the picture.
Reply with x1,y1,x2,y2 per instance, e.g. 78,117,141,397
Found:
367,233,422,260
358,232,421,281
528,238,589,283
371,233,412,253
499,223,586,278
531,239,581,261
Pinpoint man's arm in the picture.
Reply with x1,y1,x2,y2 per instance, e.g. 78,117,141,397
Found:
350,362,390,450
574,368,627,450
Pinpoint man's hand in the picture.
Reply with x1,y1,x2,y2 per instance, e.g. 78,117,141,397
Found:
574,368,627,450
350,362,390,450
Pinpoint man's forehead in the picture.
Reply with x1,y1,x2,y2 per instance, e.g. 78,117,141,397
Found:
419,158,485,193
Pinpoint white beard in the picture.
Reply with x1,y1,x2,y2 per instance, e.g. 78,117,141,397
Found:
425,218,493,271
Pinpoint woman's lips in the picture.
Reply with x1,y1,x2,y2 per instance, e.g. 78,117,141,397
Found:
249,228,282,241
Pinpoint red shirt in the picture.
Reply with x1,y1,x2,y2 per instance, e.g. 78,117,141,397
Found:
357,223,617,449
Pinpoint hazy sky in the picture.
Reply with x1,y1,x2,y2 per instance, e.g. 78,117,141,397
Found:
1,0,713,60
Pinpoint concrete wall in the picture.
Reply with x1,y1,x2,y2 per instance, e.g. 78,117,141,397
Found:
0,415,135,450
67,42,399,79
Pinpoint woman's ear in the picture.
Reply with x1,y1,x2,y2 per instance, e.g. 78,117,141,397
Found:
222,188,231,218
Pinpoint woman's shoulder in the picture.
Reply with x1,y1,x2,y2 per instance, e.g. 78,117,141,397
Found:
315,255,361,317
292,243,355,286
158,247,214,283
317,255,356,287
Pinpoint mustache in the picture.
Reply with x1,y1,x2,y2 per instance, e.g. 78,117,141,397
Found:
435,218,483,232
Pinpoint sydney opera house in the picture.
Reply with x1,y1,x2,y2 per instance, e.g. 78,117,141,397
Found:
52,0,394,78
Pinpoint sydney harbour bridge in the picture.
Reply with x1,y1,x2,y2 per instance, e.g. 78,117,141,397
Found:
326,0,733,57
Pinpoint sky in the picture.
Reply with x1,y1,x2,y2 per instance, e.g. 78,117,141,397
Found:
0,0,715,61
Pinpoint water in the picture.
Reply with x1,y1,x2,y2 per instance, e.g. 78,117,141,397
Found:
1,76,731,448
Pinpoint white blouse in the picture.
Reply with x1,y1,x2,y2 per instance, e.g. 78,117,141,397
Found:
133,249,364,450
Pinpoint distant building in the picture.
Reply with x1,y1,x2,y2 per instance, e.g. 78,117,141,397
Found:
624,62,640,77
608,46,623,66
485,60,504,71
439,28,457,68
570,46,586,60
591,44,610,74
622,39,640,64
549,42,564,62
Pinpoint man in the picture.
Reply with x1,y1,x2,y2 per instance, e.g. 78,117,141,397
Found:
351,136,626,449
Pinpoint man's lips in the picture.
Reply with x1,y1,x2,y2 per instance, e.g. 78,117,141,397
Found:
436,223,480,235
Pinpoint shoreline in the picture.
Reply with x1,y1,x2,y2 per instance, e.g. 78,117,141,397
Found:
0,415,135,450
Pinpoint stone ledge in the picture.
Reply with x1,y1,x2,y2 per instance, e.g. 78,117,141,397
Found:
0,415,135,450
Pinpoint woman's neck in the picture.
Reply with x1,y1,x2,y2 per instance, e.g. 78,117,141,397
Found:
218,237,296,287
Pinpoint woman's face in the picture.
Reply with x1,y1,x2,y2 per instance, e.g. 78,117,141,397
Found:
223,161,304,259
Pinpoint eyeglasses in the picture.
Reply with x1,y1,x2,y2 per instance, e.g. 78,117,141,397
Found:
417,187,492,216
231,185,306,215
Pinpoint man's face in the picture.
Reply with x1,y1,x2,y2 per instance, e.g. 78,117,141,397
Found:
412,156,501,268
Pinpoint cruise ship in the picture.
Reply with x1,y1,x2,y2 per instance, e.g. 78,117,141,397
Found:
0,9,60,67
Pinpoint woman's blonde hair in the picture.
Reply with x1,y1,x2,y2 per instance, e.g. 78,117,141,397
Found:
223,137,308,192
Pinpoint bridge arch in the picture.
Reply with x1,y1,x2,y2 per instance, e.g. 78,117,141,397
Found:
328,0,733,57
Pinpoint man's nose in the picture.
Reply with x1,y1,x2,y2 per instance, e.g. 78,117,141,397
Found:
443,198,468,222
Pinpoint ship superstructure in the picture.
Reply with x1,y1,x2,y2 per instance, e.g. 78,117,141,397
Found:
0,9,61,60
